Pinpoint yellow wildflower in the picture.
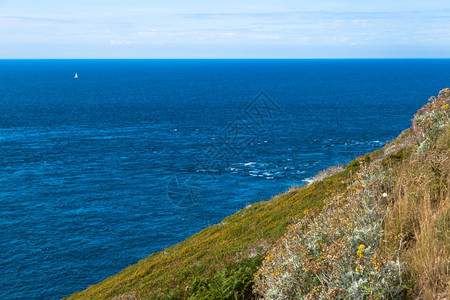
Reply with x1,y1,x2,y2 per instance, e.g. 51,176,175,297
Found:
356,245,365,258
356,250,364,258
442,103,449,110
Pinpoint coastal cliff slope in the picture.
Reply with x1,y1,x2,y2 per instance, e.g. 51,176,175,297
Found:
67,89,450,299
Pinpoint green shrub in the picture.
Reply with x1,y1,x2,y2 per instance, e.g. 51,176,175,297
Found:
254,162,408,299
189,255,262,300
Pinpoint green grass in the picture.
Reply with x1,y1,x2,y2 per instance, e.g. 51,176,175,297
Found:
189,254,263,300
66,160,358,299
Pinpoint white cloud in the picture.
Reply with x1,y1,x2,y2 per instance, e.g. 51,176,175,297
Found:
110,40,131,45
1,1,450,57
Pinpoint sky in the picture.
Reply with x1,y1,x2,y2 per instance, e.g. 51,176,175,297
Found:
0,0,450,58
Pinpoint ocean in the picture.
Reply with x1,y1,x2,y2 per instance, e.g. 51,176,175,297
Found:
1,59,449,299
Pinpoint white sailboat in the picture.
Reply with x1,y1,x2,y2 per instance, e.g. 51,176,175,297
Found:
74,73,78,79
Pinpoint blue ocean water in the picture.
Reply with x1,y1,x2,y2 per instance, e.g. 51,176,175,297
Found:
0,59,449,299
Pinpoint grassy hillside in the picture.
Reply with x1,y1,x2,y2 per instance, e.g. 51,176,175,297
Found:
67,89,449,300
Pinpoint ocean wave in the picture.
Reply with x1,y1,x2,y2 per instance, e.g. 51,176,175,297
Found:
302,177,315,185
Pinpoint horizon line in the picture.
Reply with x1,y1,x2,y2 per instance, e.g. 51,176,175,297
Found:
1,57,450,60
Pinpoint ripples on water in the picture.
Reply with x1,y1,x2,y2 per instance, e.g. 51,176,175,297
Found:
1,59,450,299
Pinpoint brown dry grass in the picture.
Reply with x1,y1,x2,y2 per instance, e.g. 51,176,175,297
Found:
111,291,137,300
384,126,449,299
308,165,344,186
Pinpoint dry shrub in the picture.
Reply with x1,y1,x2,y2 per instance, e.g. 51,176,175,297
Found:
384,126,449,299
111,291,137,300
307,165,344,186
254,162,406,299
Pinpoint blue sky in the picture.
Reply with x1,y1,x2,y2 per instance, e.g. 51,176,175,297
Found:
1,0,449,58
